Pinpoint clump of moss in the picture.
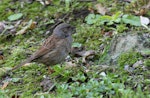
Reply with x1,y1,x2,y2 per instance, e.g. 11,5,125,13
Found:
118,51,142,66
144,59,150,67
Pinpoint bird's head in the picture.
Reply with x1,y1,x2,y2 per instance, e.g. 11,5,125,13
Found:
53,23,76,38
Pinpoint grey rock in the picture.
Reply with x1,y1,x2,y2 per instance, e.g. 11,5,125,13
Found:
109,33,150,64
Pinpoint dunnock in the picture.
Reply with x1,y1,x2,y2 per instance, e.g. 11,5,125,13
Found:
12,23,76,71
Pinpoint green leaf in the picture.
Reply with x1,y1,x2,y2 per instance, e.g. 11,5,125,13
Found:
99,15,112,25
65,0,71,3
40,95,44,98
122,14,141,26
11,78,21,82
85,12,122,25
85,14,101,24
144,79,150,84
72,42,82,47
8,13,23,21
85,14,95,24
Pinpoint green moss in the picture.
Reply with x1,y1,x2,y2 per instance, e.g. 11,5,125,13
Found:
3,47,26,67
0,0,13,20
0,0,150,97
5,64,45,97
144,59,150,67
0,1,59,21
74,23,102,50
118,51,142,66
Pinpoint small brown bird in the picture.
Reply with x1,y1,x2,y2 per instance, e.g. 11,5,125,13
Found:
12,23,76,72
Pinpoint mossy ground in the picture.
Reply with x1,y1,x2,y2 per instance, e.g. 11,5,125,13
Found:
0,0,150,98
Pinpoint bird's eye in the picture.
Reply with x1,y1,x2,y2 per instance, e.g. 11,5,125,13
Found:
61,28,67,34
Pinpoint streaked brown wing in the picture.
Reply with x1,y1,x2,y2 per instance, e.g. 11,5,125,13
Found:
29,35,61,61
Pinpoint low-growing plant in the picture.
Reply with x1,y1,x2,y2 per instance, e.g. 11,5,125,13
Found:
118,51,142,66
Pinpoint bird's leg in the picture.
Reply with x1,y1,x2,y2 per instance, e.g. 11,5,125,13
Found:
48,66,54,74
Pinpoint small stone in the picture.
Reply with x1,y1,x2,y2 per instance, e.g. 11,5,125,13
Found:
100,72,106,77
133,60,143,68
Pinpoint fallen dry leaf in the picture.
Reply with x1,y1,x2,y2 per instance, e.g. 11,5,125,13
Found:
71,47,95,64
124,65,134,73
65,61,77,68
104,31,113,37
134,1,150,15
16,20,36,35
22,63,32,67
40,77,55,91
74,50,95,57
82,50,95,57
0,55,4,60
71,46,84,56
95,3,108,15
36,0,52,5
132,60,143,68
139,8,147,15
29,22,36,29
0,50,4,60
78,50,95,63
14,20,22,27
1,82,9,90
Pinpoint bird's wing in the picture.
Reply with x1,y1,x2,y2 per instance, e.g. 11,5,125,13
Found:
29,35,62,61
11,35,62,71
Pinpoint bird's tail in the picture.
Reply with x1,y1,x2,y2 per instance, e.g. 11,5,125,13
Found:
2,58,33,77
11,58,32,71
